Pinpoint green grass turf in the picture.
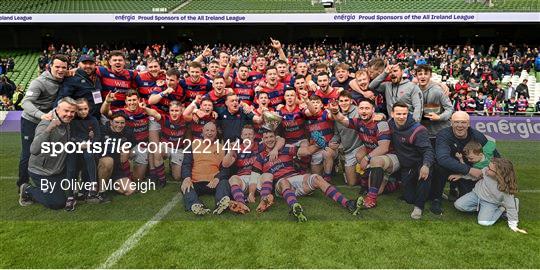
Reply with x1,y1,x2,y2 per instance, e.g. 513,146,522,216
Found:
0,132,539,268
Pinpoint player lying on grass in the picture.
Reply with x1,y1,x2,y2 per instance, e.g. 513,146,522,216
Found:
252,129,363,222
222,125,285,214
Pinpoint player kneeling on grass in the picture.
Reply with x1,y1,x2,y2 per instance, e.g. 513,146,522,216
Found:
454,158,527,234
96,112,137,201
222,125,285,214
154,101,188,186
180,122,231,215
19,98,77,210
329,99,400,209
101,90,162,185
388,102,434,219
252,129,363,222
302,95,336,180
326,91,364,186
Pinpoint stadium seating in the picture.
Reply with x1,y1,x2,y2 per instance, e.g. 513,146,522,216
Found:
176,0,325,13
335,0,539,12
0,0,537,13
0,0,186,13
0,51,40,91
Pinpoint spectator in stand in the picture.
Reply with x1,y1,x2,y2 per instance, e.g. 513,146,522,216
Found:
12,86,24,110
455,94,467,112
455,77,469,94
506,97,518,115
468,78,479,98
0,75,16,99
476,92,486,115
465,94,476,113
506,82,515,100
517,95,529,113
514,79,529,99
485,94,496,116
535,97,540,112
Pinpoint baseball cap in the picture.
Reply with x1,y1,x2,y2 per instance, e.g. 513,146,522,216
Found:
78,54,95,63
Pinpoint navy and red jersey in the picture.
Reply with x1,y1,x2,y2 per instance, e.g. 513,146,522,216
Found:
305,110,334,142
278,105,306,144
347,118,391,154
252,145,299,180
204,72,216,82
203,90,227,109
257,82,286,109
314,87,340,106
248,70,265,83
235,142,264,176
179,77,212,105
219,67,236,79
115,106,149,142
159,114,188,148
331,77,352,91
97,67,137,110
279,73,293,86
134,72,165,103
190,114,216,139
150,85,184,115
232,78,255,106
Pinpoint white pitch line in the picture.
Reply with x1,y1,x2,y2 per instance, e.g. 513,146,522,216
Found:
169,0,192,13
335,185,540,193
98,192,182,269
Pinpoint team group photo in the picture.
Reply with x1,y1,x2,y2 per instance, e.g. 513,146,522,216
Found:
0,0,539,268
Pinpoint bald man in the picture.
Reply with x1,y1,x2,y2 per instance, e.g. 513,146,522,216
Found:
429,111,500,214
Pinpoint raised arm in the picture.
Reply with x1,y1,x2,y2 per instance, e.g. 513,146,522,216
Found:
100,92,115,117
270,38,287,62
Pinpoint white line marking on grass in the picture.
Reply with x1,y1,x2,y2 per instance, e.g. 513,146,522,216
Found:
169,0,192,13
98,192,181,269
335,185,540,193
0,176,17,180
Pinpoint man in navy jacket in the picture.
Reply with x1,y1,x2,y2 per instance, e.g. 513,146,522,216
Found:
389,102,434,219
56,55,102,120
431,111,500,214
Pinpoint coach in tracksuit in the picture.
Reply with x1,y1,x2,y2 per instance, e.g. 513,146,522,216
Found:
56,54,102,120
389,102,434,220
18,97,78,209
19,54,68,189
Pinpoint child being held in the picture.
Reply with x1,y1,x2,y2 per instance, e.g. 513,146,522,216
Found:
450,139,496,181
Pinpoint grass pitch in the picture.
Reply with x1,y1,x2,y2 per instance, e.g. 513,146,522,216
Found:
0,132,539,268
